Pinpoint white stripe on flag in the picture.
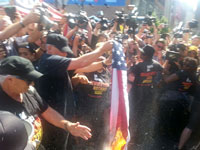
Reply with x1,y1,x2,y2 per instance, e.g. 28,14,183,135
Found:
110,68,119,139
16,6,30,14
121,70,130,150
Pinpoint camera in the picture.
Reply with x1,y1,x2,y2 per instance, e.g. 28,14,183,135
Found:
4,6,16,22
166,50,180,62
188,19,198,29
65,11,88,29
65,13,78,29
174,32,183,38
77,11,88,29
165,44,182,62
76,29,88,43
115,10,126,25
99,18,109,31
89,11,110,31
114,9,156,34
36,6,56,30
96,11,110,31
143,16,156,26
114,10,138,32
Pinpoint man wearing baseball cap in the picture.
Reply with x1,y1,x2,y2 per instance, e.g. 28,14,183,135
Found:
0,111,30,150
32,33,112,149
128,45,163,148
0,56,92,149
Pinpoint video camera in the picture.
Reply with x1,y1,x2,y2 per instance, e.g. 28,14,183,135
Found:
114,9,156,33
173,20,198,38
97,11,110,31
65,11,88,29
166,50,180,62
35,4,57,30
88,11,110,31
165,44,186,62
188,19,198,29
76,29,88,43
143,15,156,26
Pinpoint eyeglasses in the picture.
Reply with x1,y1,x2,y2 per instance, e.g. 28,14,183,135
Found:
13,75,33,85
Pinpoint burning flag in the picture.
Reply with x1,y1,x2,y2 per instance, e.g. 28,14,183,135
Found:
109,41,130,150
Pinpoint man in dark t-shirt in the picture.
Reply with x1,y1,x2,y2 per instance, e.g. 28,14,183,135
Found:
158,57,198,150
35,34,113,117
0,85,48,149
35,53,72,116
33,33,113,149
73,66,111,150
128,45,163,148
0,56,92,149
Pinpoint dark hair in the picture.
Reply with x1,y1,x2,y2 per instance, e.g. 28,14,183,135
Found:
183,57,198,72
98,33,108,40
15,42,38,54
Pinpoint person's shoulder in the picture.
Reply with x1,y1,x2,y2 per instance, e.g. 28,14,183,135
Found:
175,69,185,76
42,53,71,61
152,59,161,65
152,59,163,67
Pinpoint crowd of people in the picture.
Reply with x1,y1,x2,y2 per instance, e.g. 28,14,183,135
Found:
0,3,200,150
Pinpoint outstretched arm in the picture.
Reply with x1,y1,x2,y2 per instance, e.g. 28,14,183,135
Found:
41,106,92,140
68,41,113,70
75,55,111,73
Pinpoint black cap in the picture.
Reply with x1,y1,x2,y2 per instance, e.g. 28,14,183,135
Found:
0,56,43,81
140,45,155,57
47,33,73,54
0,111,28,150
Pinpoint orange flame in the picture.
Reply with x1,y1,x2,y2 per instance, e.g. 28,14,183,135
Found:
111,128,126,150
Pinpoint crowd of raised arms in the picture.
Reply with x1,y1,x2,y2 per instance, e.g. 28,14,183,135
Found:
0,3,200,150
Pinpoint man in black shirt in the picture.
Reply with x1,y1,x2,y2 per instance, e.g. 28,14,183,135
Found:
0,56,92,149
72,57,111,150
128,45,163,148
33,33,112,149
34,34,113,116
159,57,198,150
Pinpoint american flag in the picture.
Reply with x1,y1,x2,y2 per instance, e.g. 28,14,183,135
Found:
109,41,130,150
14,0,62,21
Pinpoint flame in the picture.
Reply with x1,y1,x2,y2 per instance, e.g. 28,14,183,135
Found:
111,128,126,150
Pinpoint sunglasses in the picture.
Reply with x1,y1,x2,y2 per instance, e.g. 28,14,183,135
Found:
13,75,33,85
